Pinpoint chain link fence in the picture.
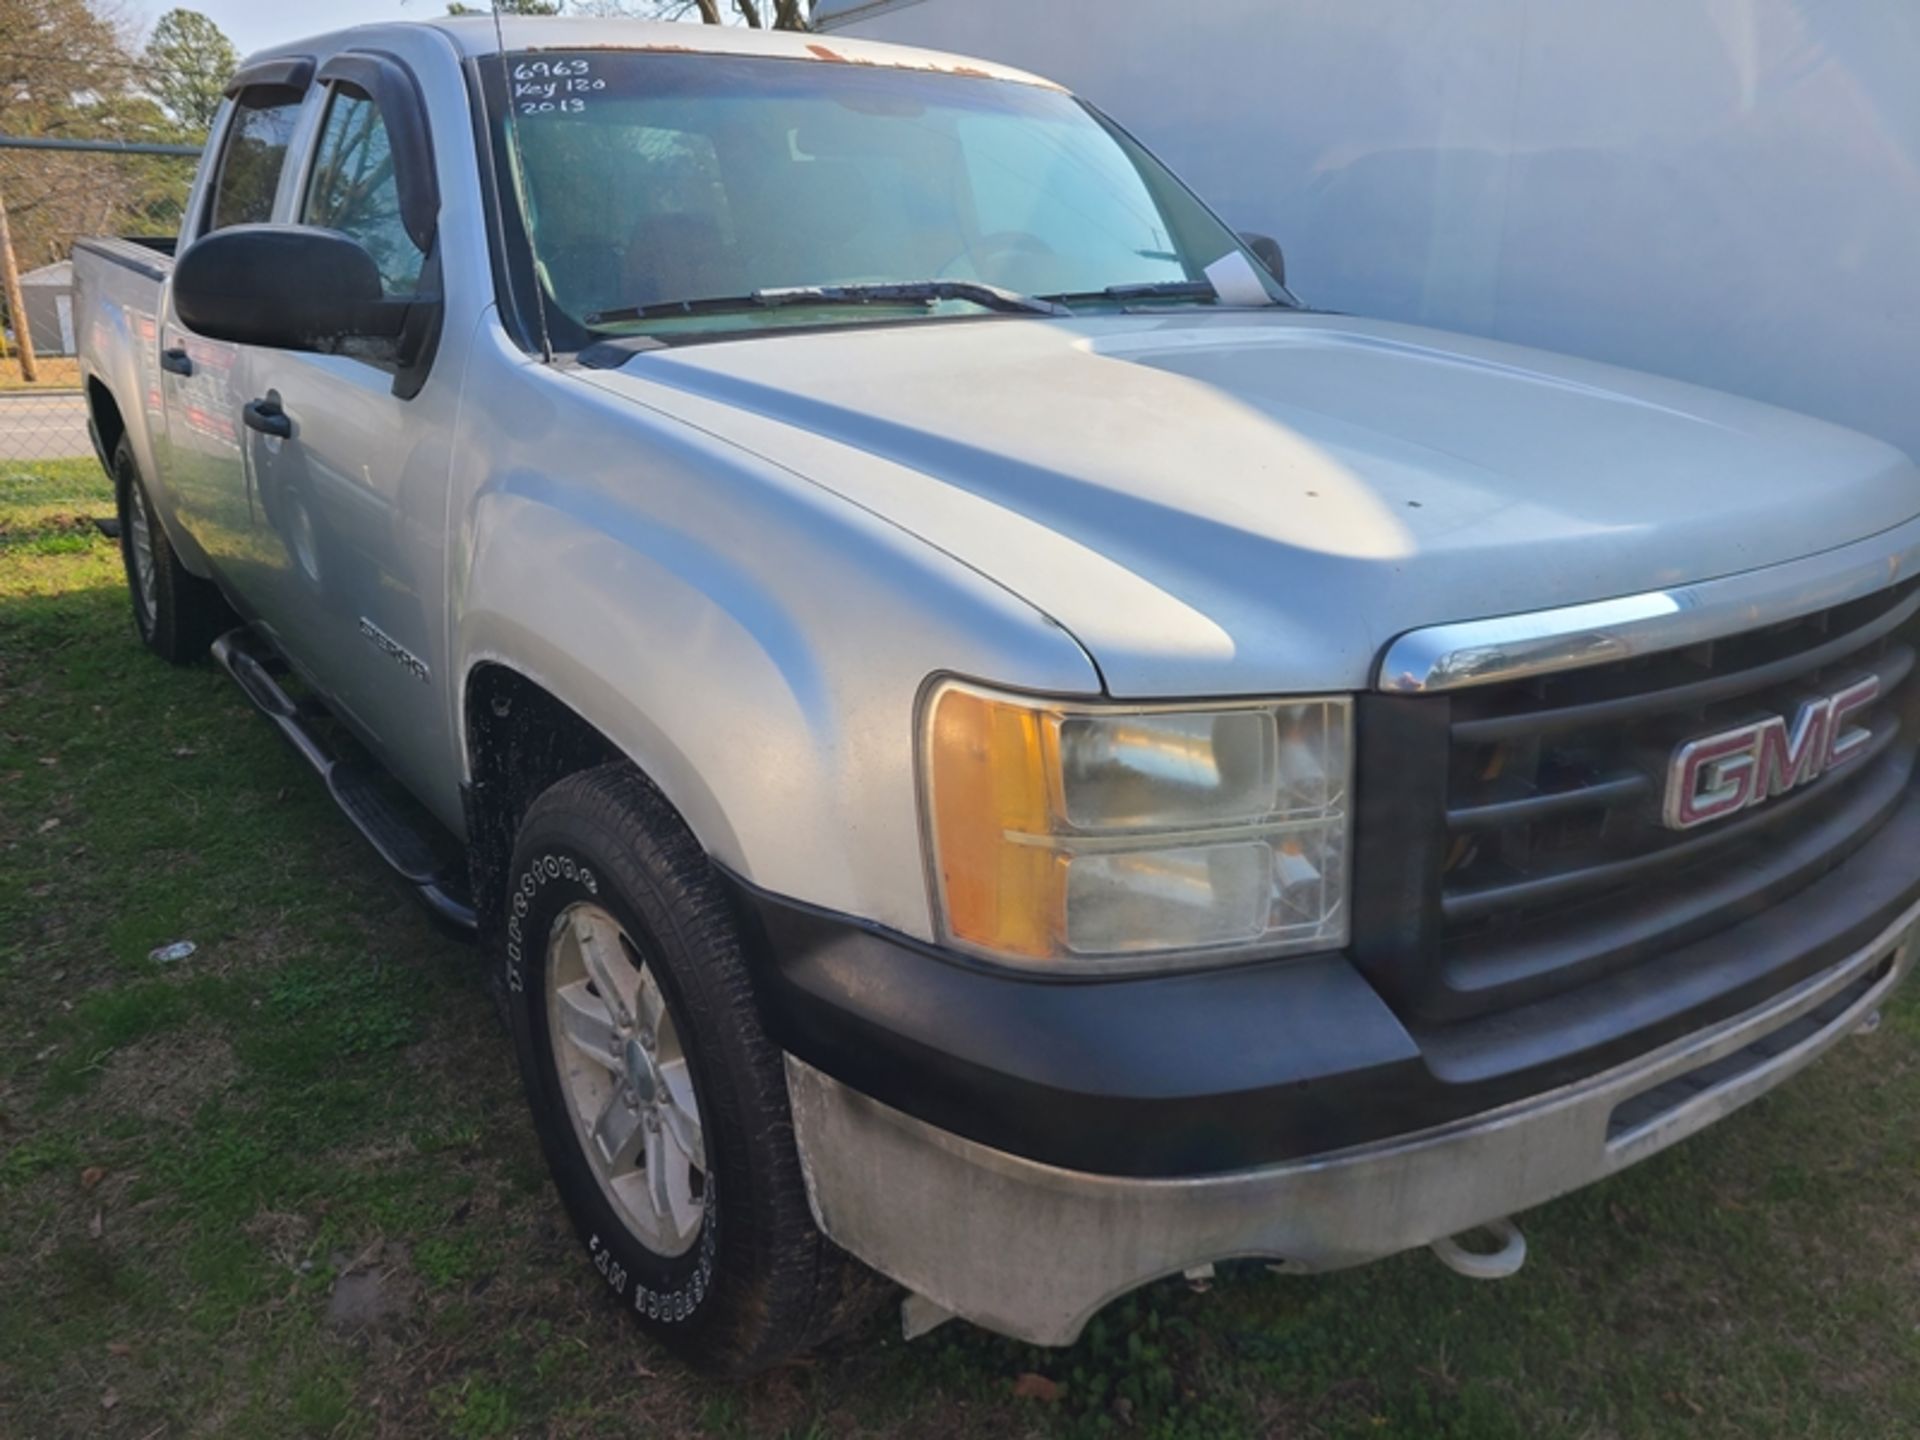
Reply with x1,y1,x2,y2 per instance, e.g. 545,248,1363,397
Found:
0,137,198,466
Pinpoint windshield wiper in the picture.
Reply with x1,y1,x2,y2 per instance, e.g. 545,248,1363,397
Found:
759,281,1069,316
586,280,1067,328
1042,279,1221,305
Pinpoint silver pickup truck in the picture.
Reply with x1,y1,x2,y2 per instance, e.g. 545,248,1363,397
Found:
74,16,1920,1374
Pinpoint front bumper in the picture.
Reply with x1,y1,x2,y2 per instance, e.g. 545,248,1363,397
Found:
731,778,1920,1178
786,898,1917,1346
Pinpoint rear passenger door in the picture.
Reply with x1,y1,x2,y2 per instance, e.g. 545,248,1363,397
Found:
161,64,310,564
239,53,457,789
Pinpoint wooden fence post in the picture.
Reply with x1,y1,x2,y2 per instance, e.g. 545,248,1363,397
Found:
0,179,39,384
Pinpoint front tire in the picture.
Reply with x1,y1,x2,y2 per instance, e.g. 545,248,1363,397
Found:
504,765,869,1374
112,435,232,663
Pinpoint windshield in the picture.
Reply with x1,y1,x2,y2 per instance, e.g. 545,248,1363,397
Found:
485,50,1284,345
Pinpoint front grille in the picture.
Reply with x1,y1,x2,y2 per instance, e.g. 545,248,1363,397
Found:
1351,578,1920,1023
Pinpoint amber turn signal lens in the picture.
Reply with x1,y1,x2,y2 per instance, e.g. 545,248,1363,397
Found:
924,685,1064,959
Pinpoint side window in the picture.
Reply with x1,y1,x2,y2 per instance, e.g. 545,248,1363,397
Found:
206,91,303,232
303,88,426,297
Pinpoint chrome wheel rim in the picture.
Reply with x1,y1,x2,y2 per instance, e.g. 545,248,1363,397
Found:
127,480,158,623
545,902,707,1257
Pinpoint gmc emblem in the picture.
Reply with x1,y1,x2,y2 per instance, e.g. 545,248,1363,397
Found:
1663,676,1881,830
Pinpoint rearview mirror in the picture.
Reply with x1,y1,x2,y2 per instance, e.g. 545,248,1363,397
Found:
173,225,408,353
1239,232,1287,289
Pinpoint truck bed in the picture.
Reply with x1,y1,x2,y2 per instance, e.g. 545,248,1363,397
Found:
72,235,176,281
72,233,176,522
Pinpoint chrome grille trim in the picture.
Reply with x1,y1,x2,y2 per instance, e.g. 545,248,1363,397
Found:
1376,513,1920,695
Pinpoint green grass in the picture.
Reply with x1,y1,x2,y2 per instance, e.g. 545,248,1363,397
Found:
3,455,1919,1437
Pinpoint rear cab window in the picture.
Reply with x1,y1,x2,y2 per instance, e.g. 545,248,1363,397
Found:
205,89,304,232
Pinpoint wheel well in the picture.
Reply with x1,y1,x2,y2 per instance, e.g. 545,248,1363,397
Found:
463,664,623,928
86,378,125,473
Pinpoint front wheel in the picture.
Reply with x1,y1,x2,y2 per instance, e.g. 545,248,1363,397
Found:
503,765,872,1374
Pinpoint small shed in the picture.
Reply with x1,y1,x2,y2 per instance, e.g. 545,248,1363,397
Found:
19,260,76,357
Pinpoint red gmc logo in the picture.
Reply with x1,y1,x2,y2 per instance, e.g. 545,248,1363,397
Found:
1663,676,1882,830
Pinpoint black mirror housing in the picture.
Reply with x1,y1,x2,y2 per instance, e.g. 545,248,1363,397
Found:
173,225,407,353
1239,231,1287,289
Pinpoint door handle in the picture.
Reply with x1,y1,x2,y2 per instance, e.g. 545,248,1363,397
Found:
243,396,292,439
160,346,193,377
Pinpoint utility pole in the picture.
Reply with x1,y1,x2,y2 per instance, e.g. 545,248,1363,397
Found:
0,178,37,384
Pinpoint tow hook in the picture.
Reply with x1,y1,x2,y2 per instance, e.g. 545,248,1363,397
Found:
1857,1008,1884,1036
1430,1218,1527,1280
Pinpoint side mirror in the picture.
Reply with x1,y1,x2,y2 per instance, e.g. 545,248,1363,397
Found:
173,225,408,353
1239,232,1287,289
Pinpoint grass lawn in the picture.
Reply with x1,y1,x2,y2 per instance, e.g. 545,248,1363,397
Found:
4,456,1920,1439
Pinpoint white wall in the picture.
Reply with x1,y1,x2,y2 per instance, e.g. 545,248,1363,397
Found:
823,0,1920,462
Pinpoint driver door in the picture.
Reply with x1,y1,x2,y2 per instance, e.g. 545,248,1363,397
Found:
240,56,460,802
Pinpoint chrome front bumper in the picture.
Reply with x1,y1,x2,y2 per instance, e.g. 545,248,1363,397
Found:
786,899,1919,1347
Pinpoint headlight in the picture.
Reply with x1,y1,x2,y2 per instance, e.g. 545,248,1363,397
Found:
920,680,1351,972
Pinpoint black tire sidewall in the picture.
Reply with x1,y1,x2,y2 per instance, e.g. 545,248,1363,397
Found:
111,439,159,644
110,435,231,663
504,827,723,1332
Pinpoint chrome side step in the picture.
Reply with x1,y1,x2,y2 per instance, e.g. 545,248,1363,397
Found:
210,629,477,936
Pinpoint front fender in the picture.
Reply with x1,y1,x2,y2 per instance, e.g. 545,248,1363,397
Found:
452,359,1100,939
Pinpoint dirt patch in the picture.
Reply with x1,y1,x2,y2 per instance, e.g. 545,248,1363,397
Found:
0,510,100,538
93,1032,239,1125
327,1240,420,1335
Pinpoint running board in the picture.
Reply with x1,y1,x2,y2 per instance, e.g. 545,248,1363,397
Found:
210,629,478,936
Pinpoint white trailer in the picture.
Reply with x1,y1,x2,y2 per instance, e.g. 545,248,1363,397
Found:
818,0,1920,464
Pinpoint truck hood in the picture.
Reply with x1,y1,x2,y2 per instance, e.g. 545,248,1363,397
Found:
578,310,1920,695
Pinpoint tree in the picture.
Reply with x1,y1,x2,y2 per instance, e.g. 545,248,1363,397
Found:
653,0,811,26
447,0,563,14
0,0,192,376
0,0,188,270
143,9,239,135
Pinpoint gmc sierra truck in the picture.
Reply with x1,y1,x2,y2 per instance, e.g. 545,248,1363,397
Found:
74,16,1920,1374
